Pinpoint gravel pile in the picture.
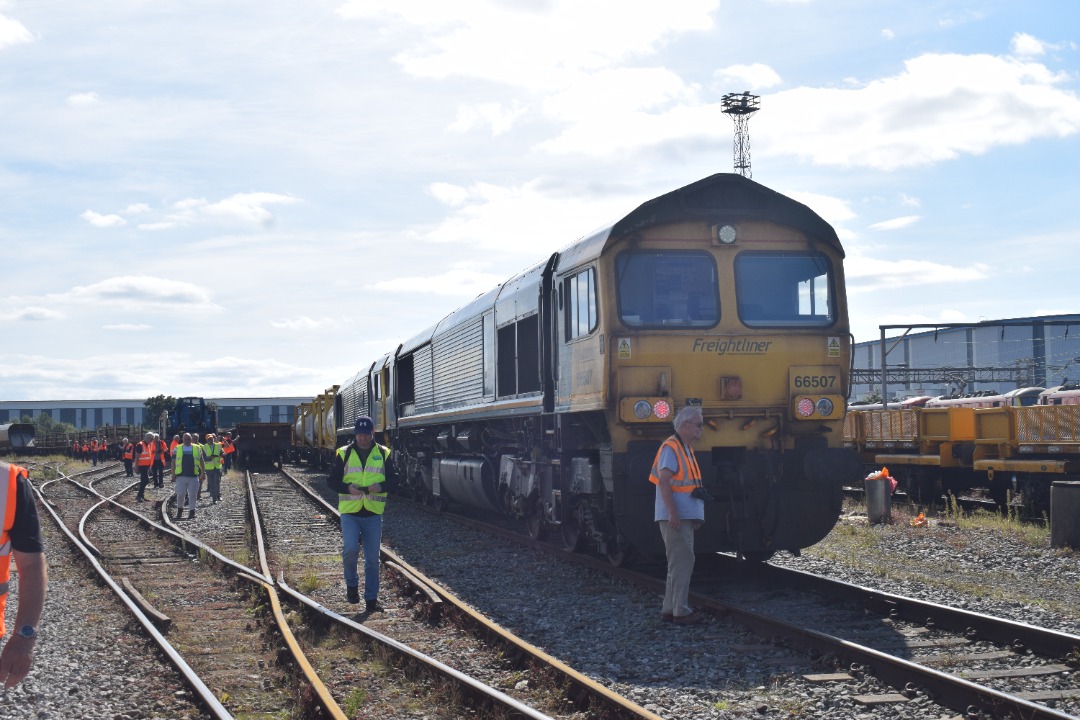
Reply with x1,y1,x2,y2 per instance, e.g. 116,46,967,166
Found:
6,467,1078,720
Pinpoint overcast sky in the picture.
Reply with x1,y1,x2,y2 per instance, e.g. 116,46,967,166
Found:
2,1,1079,401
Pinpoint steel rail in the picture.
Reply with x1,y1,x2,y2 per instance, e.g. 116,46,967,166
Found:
757,562,1080,659
236,574,348,720
261,469,565,719
30,472,233,720
62,467,350,720
275,576,557,720
279,466,665,720
398,492,1080,720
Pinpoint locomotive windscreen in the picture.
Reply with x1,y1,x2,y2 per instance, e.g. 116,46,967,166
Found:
735,252,835,327
615,250,718,328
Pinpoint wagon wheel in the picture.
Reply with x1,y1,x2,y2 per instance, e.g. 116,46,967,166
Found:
525,499,546,541
560,505,584,553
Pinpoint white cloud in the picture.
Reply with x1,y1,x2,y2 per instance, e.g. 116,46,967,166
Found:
0,306,63,321
270,316,348,331
1010,32,1045,57
80,210,127,227
67,276,221,312
784,191,857,227
0,12,32,49
368,264,504,297
103,323,151,331
870,215,921,231
450,101,527,135
899,193,921,208
422,177,635,252
713,63,782,91
760,52,1080,170
337,0,718,86
846,257,989,291
67,92,101,107
201,192,299,225
124,203,152,214
881,28,895,41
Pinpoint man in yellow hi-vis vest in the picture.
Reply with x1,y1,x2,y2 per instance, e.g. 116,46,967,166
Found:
327,416,396,612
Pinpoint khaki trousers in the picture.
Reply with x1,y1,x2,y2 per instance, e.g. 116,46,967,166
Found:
659,520,696,617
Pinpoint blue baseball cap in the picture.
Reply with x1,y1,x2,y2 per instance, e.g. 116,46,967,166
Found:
354,416,374,435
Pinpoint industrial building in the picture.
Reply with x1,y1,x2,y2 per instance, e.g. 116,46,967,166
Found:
851,314,1080,402
0,397,305,430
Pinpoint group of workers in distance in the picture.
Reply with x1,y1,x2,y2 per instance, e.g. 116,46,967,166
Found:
70,438,110,465
69,430,237,509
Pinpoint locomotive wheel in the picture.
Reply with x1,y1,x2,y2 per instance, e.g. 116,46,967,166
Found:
605,536,633,567
526,500,546,541
560,506,584,553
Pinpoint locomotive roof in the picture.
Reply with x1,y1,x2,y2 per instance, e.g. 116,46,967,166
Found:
556,172,843,272
397,173,842,358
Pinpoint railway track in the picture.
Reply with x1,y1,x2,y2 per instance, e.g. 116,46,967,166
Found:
248,466,661,720
691,557,1080,719
38,466,301,718
33,459,658,719
286,464,1078,720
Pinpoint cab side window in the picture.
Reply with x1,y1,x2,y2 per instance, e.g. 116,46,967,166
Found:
563,268,597,341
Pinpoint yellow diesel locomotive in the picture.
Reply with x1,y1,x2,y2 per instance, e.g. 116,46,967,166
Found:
307,173,861,563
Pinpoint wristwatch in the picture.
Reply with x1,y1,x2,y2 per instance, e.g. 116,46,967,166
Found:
16,625,37,640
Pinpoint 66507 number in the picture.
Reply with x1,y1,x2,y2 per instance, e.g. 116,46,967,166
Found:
794,375,836,389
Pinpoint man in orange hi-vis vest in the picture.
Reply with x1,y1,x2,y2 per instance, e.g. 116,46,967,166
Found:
0,462,47,687
649,405,708,626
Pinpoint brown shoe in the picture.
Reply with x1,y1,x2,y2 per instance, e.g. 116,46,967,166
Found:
661,612,673,623
672,610,707,625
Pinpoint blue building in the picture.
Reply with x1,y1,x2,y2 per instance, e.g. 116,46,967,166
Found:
0,397,305,430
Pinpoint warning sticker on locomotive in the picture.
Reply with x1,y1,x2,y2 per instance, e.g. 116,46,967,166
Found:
827,337,841,357
617,338,632,359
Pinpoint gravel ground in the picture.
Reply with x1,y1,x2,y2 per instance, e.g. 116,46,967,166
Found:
6,464,1078,720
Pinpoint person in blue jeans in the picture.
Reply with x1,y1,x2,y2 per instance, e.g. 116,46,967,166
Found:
327,416,396,612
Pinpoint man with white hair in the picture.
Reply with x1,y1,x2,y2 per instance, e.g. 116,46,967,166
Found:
649,405,708,625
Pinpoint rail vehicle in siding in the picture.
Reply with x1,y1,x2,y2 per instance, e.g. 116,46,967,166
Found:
1038,384,1080,405
923,387,1044,408
845,385,1080,512
302,173,861,563
0,423,35,455
232,422,294,469
165,397,218,441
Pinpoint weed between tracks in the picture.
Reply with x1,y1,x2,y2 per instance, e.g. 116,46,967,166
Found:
805,497,1076,616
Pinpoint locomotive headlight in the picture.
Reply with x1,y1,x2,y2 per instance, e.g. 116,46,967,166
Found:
653,399,672,420
633,400,652,419
815,398,834,416
717,224,737,244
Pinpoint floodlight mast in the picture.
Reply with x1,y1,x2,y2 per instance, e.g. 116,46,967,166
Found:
721,92,760,178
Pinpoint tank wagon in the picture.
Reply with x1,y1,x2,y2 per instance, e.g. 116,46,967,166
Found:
309,173,861,563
